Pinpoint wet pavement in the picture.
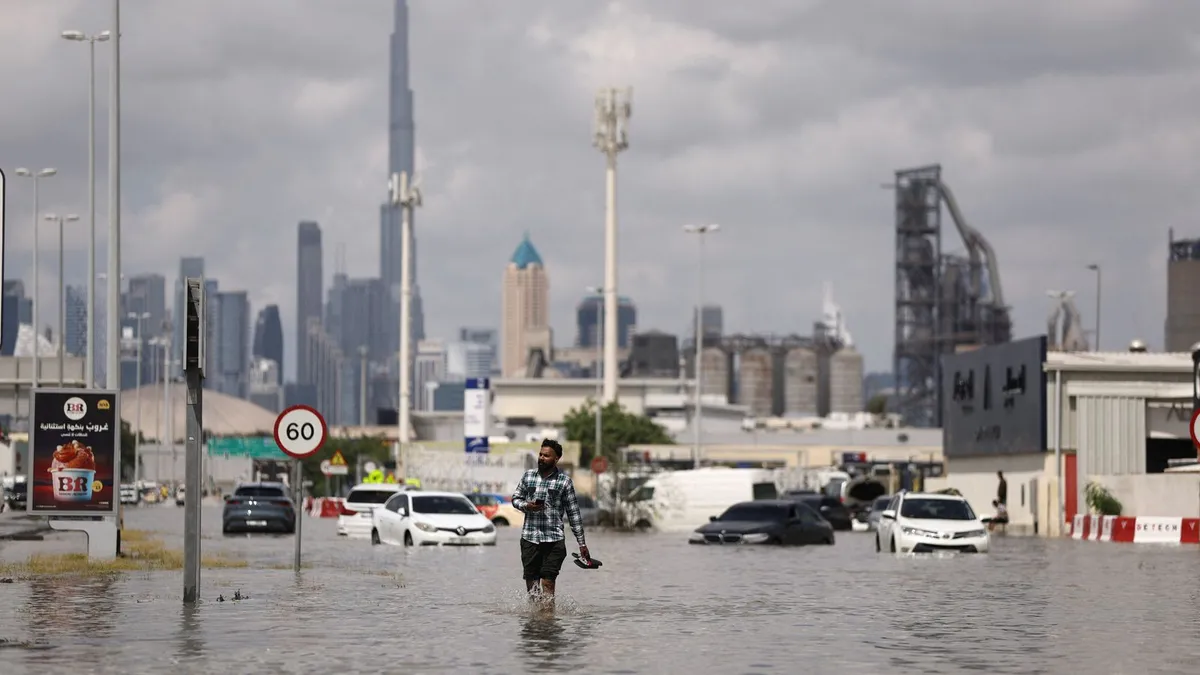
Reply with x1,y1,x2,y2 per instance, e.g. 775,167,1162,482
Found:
1,505,1199,674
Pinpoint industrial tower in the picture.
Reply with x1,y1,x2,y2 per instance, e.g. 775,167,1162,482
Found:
892,164,1012,428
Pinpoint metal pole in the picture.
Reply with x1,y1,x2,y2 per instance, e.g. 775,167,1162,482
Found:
106,0,122,393
182,368,203,604
392,171,420,458
359,346,367,427
595,298,603,463
134,315,143,483
1094,267,1101,352
1054,368,1063,536
602,151,619,404
32,179,41,389
58,216,65,386
293,459,303,572
693,236,704,470
86,38,97,388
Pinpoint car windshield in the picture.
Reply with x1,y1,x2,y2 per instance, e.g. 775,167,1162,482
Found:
718,504,788,522
412,495,478,515
872,496,891,510
235,485,286,498
900,498,977,520
346,489,397,505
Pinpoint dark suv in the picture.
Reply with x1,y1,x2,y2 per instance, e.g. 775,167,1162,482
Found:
784,493,853,531
222,482,296,535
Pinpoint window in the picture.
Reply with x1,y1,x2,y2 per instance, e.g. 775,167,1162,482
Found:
823,478,847,498
465,493,497,507
412,495,477,515
718,503,788,522
752,482,778,500
235,485,286,498
627,486,654,503
384,494,406,512
796,503,821,522
899,498,977,521
346,489,398,505
872,496,891,510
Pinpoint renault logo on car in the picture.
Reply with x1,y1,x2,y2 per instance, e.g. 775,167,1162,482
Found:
456,526,466,536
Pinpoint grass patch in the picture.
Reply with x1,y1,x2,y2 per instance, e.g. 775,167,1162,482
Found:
0,529,247,577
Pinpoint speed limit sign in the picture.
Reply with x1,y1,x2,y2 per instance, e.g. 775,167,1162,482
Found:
273,405,328,459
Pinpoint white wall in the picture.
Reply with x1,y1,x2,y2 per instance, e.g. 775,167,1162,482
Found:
926,453,1052,535
1089,473,1200,518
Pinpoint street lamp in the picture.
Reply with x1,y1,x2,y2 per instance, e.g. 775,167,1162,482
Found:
683,223,720,469
1087,264,1101,351
586,285,605,463
61,29,110,389
128,311,149,482
14,168,57,387
45,213,81,385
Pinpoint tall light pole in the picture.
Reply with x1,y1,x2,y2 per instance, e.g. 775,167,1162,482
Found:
61,29,110,389
586,286,605,462
14,168,57,388
359,345,368,427
593,87,631,404
683,224,719,469
129,312,149,482
95,272,125,389
106,0,122,392
1087,264,1101,351
45,213,80,385
388,170,421,460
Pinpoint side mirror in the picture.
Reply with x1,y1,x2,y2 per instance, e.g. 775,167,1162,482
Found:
881,509,896,520
399,510,409,518
709,516,718,522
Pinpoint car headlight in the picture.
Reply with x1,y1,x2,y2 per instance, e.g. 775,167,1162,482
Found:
414,521,438,533
961,529,987,538
483,524,495,534
688,532,706,542
741,533,770,544
902,527,940,538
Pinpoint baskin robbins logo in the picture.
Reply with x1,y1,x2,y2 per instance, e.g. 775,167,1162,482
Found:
63,397,88,421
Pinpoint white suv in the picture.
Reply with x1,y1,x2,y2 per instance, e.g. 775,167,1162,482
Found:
875,492,989,554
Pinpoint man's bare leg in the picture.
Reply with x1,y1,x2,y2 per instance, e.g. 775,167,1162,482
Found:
539,579,556,611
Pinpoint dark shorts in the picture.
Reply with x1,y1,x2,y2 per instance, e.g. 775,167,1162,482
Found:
520,538,567,581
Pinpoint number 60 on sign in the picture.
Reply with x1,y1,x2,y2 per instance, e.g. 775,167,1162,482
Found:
273,405,328,459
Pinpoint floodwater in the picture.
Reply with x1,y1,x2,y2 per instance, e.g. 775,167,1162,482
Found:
1,507,1199,674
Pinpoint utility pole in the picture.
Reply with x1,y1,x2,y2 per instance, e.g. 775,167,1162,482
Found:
592,87,631,404
683,224,719,469
106,0,122,393
359,345,368,427
182,278,205,605
388,171,421,464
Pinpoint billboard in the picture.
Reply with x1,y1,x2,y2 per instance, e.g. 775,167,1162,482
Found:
941,336,1047,457
464,377,489,454
28,389,121,515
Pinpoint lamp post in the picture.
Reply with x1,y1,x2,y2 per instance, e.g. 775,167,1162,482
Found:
592,87,631,404
61,29,110,388
586,285,605,462
45,213,80,385
13,168,57,388
95,272,125,388
106,0,123,394
683,224,720,469
1087,264,1101,351
128,311,149,482
388,170,421,463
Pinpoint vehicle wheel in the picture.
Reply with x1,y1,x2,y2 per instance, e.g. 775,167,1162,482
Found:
826,535,835,545
875,536,881,552
493,517,509,527
371,529,381,546
889,536,897,553
403,531,414,547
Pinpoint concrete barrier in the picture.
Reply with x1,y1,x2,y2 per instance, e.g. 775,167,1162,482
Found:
304,497,343,518
1068,514,1200,544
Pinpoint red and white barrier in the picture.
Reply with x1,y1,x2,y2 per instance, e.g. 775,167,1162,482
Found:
302,497,344,518
1068,514,1200,544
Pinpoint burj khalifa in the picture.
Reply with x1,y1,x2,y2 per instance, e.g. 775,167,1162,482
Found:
380,0,424,366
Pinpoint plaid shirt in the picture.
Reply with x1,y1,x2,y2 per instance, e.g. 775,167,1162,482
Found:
512,468,586,547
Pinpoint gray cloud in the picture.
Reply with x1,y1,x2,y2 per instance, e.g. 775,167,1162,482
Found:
2,0,1198,379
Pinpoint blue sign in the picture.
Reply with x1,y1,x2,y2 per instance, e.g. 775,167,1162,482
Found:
465,436,489,454
464,378,490,454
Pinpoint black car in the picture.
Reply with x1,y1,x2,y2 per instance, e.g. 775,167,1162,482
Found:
785,494,853,531
222,482,296,535
689,500,835,546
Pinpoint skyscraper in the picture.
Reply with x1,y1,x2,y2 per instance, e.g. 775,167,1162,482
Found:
576,294,637,348
501,234,550,377
127,273,168,335
296,221,323,384
214,291,251,398
380,0,424,360
65,285,87,356
252,304,284,379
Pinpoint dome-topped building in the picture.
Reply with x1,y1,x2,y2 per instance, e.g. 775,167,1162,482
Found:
502,233,551,376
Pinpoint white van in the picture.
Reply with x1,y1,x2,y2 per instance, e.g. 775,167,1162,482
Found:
621,468,779,532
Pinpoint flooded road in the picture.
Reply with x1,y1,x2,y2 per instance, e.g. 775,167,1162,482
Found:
1,506,1198,674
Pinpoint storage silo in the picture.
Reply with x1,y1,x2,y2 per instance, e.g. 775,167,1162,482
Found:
783,346,819,416
738,347,774,416
828,347,865,413
700,346,730,400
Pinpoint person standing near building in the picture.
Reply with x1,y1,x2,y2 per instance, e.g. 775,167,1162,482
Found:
511,439,589,608
996,470,1008,506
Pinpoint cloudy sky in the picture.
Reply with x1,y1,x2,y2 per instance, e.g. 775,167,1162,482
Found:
2,0,1198,377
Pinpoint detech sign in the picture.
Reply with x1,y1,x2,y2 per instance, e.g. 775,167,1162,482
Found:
941,336,1048,457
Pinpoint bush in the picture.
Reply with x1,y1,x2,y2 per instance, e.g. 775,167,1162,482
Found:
1085,482,1123,516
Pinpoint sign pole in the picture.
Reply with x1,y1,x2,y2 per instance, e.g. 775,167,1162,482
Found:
293,459,303,573
273,404,327,575
182,278,206,605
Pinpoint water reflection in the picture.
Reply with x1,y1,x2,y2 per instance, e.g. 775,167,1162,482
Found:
25,575,118,643
175,604,205,665
518,611,569,671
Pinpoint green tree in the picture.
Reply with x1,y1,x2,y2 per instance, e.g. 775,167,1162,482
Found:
867,394,888,415
563,399,674,466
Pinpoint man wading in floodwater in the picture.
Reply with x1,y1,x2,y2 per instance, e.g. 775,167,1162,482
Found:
511,439,589,609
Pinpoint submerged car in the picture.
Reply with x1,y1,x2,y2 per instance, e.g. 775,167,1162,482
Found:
464,492,525,528
338,483,410,538
864,495,893,531
784,494,854,531
875,492,989,554
371,491,496,546
689,500,835,546
222,482,296,535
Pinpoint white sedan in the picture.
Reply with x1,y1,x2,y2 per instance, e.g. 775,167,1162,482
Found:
875,492,990,554
371,491,497,547
337,483,410,538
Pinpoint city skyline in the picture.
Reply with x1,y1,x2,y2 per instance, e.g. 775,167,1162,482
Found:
4,2,1199,378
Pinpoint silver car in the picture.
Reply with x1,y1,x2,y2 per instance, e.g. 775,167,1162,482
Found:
865,495,893,531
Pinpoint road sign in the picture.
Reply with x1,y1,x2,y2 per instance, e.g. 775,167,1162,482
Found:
590,456,609,475
1190,409,1200,453
330,450,347,466
320,458,348,476
208,436,288,460
273,405,327,459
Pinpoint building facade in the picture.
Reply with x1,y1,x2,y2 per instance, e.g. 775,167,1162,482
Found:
296,221,323,385
501,234,550,377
